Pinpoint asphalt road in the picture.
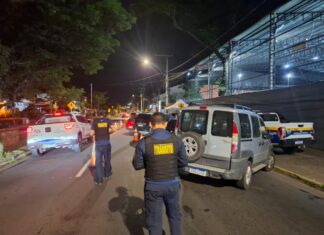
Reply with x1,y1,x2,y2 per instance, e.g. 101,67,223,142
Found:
0,128,324,235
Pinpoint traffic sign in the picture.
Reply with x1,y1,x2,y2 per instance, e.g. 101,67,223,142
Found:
178,103,185,109
67,101,76,111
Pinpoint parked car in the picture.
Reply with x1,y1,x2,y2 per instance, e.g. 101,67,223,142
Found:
178,104,275,189
135,113,152,136
27,111,91,157
258,112,314,152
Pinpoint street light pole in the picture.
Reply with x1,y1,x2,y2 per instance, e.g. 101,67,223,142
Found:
155,54,172,106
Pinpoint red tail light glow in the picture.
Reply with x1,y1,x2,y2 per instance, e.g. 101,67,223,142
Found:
277,127,286,139
231,121,238,153
126,119,135,129
64,123,75,130
54,112,62,116
199,106,208,110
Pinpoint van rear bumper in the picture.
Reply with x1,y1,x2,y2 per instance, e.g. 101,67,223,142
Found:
186,158,247,180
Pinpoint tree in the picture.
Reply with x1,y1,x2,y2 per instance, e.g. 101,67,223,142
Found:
0,0,136,100
93,91,108,110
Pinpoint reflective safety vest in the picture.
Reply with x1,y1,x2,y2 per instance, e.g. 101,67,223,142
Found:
144,134,179,180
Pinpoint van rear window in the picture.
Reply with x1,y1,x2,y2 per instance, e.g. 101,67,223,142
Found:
180,110,208,135
211,111,233,137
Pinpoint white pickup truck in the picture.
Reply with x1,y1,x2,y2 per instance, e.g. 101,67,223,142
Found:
27,112,91,157
258,112,314,151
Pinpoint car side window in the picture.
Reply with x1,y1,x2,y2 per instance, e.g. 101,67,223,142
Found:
76,115,83,123
211,111,233,137
251,116,261,138
238,113,252,139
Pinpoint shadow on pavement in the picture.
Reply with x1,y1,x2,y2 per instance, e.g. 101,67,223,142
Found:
123,132,134,136
180,174,236,188
109,187,146,235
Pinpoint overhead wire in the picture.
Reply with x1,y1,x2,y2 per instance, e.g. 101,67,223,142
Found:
102,0,269,87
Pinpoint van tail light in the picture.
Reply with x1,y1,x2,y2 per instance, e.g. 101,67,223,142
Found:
175,120,179,129
64,123,75,130
231,121,238,153
277,127,286,139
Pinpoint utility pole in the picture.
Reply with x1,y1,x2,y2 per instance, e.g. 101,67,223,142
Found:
90,83,93,109
155,54,173,106
140,87,144,112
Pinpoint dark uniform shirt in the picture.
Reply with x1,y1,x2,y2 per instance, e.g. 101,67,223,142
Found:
132,128,188,185
91,117,112,146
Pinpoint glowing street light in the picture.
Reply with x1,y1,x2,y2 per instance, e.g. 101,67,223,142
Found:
286,72,293,87
142,57,150,66
284,64,290,69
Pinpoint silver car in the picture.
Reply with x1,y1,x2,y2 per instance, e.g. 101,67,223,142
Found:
178,104,275,189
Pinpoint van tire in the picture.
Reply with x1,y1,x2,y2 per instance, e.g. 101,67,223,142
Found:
236,161,252,190
180,132,205,163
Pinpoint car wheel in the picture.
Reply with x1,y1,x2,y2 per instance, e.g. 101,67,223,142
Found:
180,132,205,163
237,161,252,190
73,134,83,153
264,152,275,172
30,149,43,157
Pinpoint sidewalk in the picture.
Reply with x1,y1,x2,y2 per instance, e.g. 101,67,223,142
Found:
0,146,31,173
275,148,324,191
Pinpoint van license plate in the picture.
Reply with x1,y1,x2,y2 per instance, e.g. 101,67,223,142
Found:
295,140,303,145
189,167,207,177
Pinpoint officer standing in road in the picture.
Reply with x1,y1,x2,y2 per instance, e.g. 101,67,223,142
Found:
90,110,113,185
132,112,188,235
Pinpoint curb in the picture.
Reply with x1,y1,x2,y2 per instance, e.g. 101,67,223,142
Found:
274,166,324,192
0,151,31,174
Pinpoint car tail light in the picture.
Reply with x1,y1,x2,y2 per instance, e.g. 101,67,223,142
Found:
277,127,286,139
64,123,75,130
26,127,33,134
54,112,63,116
231,121,238,153
126,119,134,129
199,106,207,110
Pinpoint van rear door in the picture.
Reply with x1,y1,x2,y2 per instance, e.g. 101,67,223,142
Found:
205,111,233,170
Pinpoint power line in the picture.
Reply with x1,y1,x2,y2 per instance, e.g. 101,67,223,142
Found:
102,0,268,87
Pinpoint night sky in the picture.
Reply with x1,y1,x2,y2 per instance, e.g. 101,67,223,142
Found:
72,0,287,105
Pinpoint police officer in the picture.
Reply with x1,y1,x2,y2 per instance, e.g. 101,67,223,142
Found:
90,110,112,185
132,112,188,235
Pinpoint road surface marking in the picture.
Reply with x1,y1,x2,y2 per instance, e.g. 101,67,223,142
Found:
75,159,90,178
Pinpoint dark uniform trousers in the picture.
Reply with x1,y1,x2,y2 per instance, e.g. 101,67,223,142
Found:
95,143,112,183
145,182,181,235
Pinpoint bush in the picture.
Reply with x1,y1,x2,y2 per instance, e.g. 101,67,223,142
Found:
21,104,42,120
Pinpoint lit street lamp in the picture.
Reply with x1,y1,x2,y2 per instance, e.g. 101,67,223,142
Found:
286,73,292,87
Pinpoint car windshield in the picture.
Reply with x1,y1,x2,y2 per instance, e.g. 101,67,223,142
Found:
136,114,151,120
180,110,208,134
259,114,279,122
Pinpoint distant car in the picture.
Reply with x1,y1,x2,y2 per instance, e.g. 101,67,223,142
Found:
27,112,91,157
135,113,152,135
126,118,135,130
130,112,137,119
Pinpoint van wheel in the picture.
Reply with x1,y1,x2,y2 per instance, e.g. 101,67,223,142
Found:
237,161,252,190
264,152,275,172
180,132,205,163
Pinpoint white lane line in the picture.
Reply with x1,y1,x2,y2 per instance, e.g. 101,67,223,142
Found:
75,159,90,178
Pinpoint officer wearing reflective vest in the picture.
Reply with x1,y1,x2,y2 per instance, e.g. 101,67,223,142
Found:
90,110,113,185
132,112,188,235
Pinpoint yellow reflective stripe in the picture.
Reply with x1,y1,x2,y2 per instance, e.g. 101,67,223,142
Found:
266,127,313,131
153,143,174,155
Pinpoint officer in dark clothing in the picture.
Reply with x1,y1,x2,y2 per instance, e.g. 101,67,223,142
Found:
90,110,112,185
132,112,188,235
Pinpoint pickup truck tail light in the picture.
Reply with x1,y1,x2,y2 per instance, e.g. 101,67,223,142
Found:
231,121,238,153
64,123,75,130
26,127,33,134
278,127,286,139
